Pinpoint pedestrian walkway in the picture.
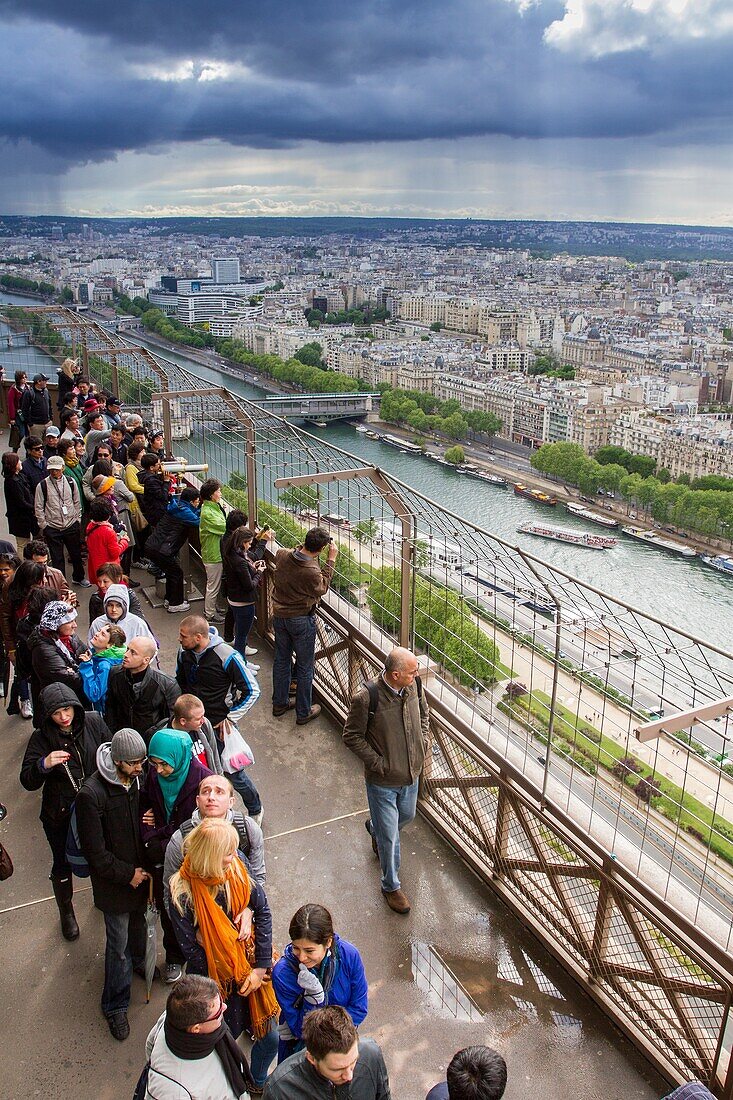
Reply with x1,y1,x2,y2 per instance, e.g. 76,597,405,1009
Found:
0,593,666,1099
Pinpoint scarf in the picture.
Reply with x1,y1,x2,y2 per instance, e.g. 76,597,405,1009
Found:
64,451,79,469
179,857,280,1039
163,1017,255,1097
148,729,192,820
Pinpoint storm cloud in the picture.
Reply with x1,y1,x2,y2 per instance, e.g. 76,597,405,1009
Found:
1,0,732,167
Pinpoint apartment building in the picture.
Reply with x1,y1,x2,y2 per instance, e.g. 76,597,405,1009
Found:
610,411,733,478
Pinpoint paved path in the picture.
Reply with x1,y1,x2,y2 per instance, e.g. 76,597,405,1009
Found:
0,589,665,1099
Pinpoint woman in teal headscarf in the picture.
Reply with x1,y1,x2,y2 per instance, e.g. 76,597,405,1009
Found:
140,727,213,982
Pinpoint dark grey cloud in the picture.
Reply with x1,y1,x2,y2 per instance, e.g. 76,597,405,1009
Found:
1,0,732,172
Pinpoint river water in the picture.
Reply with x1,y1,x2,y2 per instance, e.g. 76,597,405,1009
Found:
1,291,730,647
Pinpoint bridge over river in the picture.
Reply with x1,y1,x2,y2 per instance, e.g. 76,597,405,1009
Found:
252,391,380,423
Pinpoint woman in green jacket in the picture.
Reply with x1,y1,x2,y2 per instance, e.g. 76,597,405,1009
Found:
199,479,228,623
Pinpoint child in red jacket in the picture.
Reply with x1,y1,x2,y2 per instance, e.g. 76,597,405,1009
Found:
85,498,129,584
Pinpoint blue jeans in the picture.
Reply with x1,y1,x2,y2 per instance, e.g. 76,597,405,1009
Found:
215,730,262,816
230,602,256,661
366,779,419,893
250,1022,278,1087
101,909,146,1017
272,614,316,720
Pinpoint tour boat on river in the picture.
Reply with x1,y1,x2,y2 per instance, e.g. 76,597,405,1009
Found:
699,553,733,576
565,501,619,528
518,522,617,549
621,527,697,557
514,483,557,506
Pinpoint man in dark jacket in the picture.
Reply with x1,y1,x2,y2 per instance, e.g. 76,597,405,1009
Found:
75,728,149,1042
271,526,337,725
263,1006,391,1100
145,488,200,614
20,373,52,434
105,638,180,735
19,682,109,939
342,647,430,915
176,617,262,818
21,435,47,492
138,453,170,525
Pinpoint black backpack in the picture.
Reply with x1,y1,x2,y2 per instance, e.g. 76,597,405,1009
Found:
366,675,423,720
180,810,253,856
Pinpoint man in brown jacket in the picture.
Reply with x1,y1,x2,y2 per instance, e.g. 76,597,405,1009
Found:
342,647,430,914
271,526,337,725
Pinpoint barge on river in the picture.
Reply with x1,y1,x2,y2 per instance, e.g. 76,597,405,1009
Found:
514,483,557,506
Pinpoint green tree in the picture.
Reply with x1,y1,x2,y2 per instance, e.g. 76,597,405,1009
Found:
444,445,465,466
295,342,325,369
353,518,378,544
429,321,444,331
279,484,319,512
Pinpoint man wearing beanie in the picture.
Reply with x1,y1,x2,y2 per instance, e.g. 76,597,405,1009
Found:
75,728,151,1042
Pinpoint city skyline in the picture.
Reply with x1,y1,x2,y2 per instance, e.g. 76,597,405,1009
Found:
1,0,732,223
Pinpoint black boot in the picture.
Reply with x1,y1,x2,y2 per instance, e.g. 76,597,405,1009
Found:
50,875,79,941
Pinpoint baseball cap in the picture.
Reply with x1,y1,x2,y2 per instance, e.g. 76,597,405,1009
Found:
33,373,49,383
106,395,121,406
47,456,65,470
44,426,60,437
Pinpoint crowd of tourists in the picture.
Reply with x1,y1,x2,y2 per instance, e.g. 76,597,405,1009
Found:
0,362,714,1100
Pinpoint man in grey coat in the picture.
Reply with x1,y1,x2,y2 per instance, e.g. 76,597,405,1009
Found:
342,647,430,915
264,1006,391,1100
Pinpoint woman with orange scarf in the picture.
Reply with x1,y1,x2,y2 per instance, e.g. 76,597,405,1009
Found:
169,818,279,1094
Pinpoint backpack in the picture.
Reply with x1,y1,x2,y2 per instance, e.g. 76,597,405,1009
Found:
366,675,423,720
180,810,253,857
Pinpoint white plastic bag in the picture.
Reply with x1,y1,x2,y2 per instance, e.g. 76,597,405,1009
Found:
220,719,255,771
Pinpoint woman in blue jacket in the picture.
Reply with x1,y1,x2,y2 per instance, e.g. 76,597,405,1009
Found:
272,903,368,1064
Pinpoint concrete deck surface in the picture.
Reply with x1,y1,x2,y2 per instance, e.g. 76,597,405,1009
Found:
0,589,668,1100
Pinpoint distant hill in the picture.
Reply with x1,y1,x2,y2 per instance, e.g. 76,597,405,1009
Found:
2,214,733,261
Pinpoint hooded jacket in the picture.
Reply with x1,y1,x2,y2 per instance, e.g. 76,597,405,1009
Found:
271,546,334,618
272,935,368,1043
104,665,180,740
199,499,227,563
263,1039,391,1100
88,583,145,625
176,626,260,727
145,496,200,560
19,683,109,828
85,519,129,584
78,646,126,712
27,622,88,708
75,742,147,914
88,584,157,648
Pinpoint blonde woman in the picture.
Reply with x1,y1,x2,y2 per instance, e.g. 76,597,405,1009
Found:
169,819,279,1094
56,357,80,411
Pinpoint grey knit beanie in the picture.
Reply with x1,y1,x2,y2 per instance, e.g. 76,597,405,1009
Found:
110,728,147,763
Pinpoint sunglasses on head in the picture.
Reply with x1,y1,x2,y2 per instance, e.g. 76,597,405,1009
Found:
203,996,226,1023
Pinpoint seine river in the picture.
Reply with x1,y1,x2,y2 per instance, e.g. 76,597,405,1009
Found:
0,291,730,647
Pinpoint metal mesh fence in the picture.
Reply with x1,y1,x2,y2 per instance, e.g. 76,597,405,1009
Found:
6,306,732,1094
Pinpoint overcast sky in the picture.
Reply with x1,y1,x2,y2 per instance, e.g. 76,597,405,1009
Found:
1,0,732,224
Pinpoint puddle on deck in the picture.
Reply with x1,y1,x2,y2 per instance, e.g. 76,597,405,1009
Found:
410,938,584,1048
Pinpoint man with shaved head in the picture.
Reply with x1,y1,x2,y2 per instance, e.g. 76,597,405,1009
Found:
105,635,181,736
343,647,430,914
